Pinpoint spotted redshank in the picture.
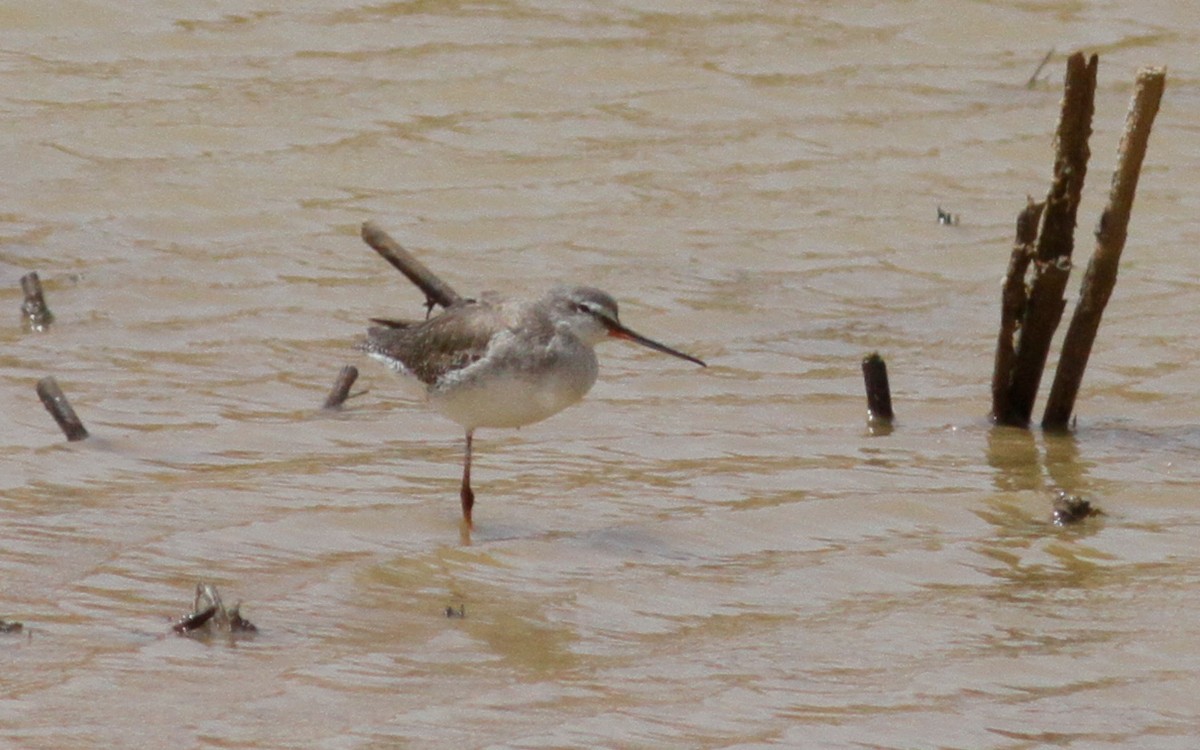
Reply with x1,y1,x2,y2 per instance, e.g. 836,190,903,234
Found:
361,285,705,527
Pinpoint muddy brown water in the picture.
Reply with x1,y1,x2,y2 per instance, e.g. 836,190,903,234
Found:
4,2,1200,747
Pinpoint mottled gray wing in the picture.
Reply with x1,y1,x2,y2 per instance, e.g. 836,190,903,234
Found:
362,302,506,386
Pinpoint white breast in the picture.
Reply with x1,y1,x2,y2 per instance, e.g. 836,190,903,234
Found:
431,368,595,429
430,327,600,430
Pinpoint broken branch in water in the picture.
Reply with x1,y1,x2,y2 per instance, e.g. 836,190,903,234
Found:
322,364,362,409
36,376,89,441
360,222,463,314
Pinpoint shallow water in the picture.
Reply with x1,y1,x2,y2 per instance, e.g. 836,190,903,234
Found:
4,1,1200,747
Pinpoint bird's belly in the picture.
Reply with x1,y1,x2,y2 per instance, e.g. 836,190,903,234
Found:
432,370,592,429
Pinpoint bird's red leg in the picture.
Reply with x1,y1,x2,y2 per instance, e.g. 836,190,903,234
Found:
460,429,475,527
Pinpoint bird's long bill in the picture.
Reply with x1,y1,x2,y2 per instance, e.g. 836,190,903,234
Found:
607,323,707,367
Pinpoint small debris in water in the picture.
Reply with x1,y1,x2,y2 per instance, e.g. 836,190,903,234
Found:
20,271,54,332
1052,491,1101,526
0,619,23,634
936,206,959,226
172,583,257,636
1026,48,1055,89
445,604,466,619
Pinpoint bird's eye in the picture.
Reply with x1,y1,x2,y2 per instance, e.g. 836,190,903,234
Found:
574,302,591,314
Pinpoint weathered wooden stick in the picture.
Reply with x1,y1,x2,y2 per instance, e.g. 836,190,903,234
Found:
360,222,462,312
20,272,54,330
1042,66,1166,429
322,365,360,409
861,352,894,424
999,52,1097,427
991,197,1046,422
36,376,89,441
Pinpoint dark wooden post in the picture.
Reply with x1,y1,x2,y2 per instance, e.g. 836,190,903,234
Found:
994,52,1098,426
861,352,894,425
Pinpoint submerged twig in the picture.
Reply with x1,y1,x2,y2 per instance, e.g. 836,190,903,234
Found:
36,377,89,442
322,365,361,409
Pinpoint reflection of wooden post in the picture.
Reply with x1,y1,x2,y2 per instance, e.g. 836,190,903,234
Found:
1043,67,1166,429
995,52,1097,427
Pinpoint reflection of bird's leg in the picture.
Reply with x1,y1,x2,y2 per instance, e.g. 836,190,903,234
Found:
460,429,475,527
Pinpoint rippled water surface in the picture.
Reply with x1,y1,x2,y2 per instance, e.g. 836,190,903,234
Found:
4,1,1200,747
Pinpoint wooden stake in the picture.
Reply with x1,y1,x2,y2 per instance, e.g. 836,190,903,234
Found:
861,352,894,425
1042,66,1166,429
996,52,1098,427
